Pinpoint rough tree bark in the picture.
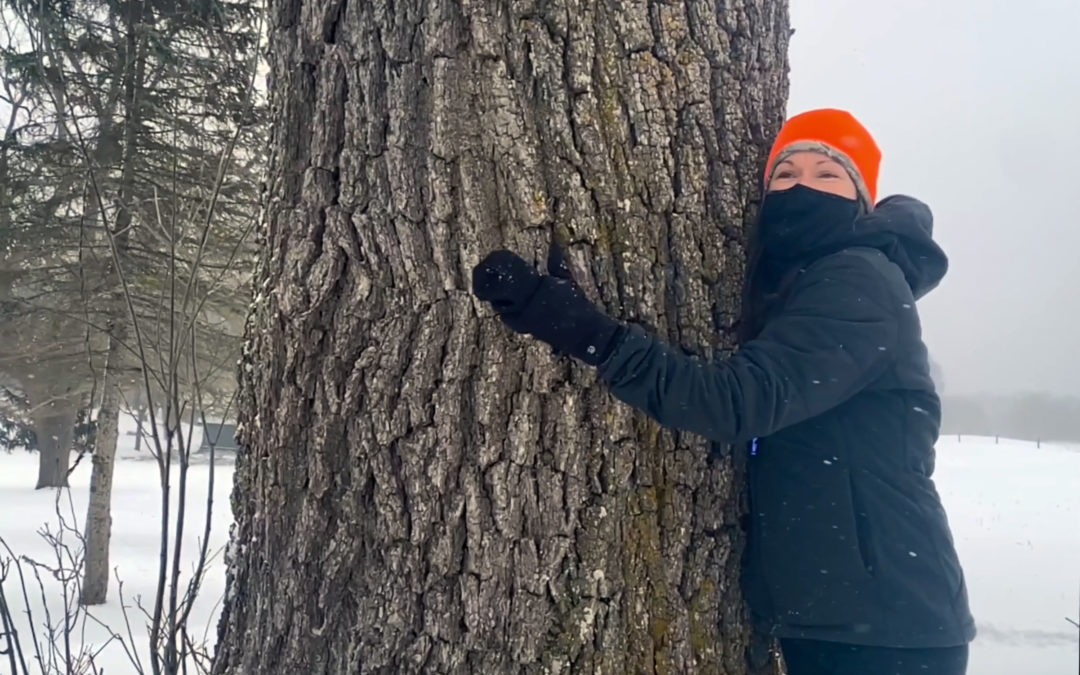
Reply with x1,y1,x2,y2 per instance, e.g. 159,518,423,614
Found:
215,1,789,673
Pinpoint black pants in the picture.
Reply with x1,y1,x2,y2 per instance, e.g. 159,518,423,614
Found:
780,638,969,675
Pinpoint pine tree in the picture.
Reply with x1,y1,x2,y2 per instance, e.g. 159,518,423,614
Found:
1,0,264,611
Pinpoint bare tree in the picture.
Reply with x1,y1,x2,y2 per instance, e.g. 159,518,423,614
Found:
0,350,244,674
0,491,139,675
214,1,790,673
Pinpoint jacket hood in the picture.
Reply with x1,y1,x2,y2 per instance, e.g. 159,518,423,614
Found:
750,193,949,300
844,195,948,299
738,193,948,343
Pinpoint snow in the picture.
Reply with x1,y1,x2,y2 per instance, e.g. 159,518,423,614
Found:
935,436,1080,674
0,415,233,674
1,431,1078,673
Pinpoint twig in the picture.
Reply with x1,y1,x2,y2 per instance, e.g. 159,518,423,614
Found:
24,558,58,672
0,539,44,673
0,560,32,675
115,573,147,674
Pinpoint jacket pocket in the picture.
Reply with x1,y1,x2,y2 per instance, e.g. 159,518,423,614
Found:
849,468,973,637
848,472,878,576
755,462,875,627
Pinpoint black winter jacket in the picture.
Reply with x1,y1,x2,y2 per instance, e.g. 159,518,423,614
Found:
595,195,976,648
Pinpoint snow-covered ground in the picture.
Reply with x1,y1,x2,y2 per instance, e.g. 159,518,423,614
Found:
1,431,1077,673
0,418,233,674
936,437,1080,674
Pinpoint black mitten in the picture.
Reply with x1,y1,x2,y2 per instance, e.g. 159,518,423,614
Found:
472,243,623,366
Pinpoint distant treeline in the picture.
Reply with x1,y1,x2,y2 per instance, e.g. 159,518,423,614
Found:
940,393,1080,443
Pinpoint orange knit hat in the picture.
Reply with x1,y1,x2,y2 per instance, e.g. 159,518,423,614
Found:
765,108,881,209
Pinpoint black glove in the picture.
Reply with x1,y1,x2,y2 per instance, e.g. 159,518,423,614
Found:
472,243,623,366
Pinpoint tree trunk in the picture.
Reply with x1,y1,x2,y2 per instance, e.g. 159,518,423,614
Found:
33,406,76,489
133,393,146,454
80,348,124,605
79,9,146,603
214,1,789,673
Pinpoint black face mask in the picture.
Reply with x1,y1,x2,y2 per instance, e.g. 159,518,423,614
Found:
756,184,862,261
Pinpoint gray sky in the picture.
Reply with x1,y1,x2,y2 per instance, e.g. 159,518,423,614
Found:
4,2,1076,396
788,0,1080,396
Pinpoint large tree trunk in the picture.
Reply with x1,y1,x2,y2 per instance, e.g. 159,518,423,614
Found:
214,1,789,673
32,405,76,489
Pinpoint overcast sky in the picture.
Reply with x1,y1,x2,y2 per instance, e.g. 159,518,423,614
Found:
3,2,1076,396
787,0,1080,396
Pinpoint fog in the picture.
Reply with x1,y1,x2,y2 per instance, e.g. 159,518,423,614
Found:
6,2,1073,396
788,0,1080,396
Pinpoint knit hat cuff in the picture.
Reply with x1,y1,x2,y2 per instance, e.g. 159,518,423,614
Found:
768,141,874,212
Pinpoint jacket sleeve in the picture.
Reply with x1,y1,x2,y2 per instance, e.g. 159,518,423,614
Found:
596,251,901,444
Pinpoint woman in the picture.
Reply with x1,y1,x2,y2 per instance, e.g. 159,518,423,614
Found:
472,108,975,675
